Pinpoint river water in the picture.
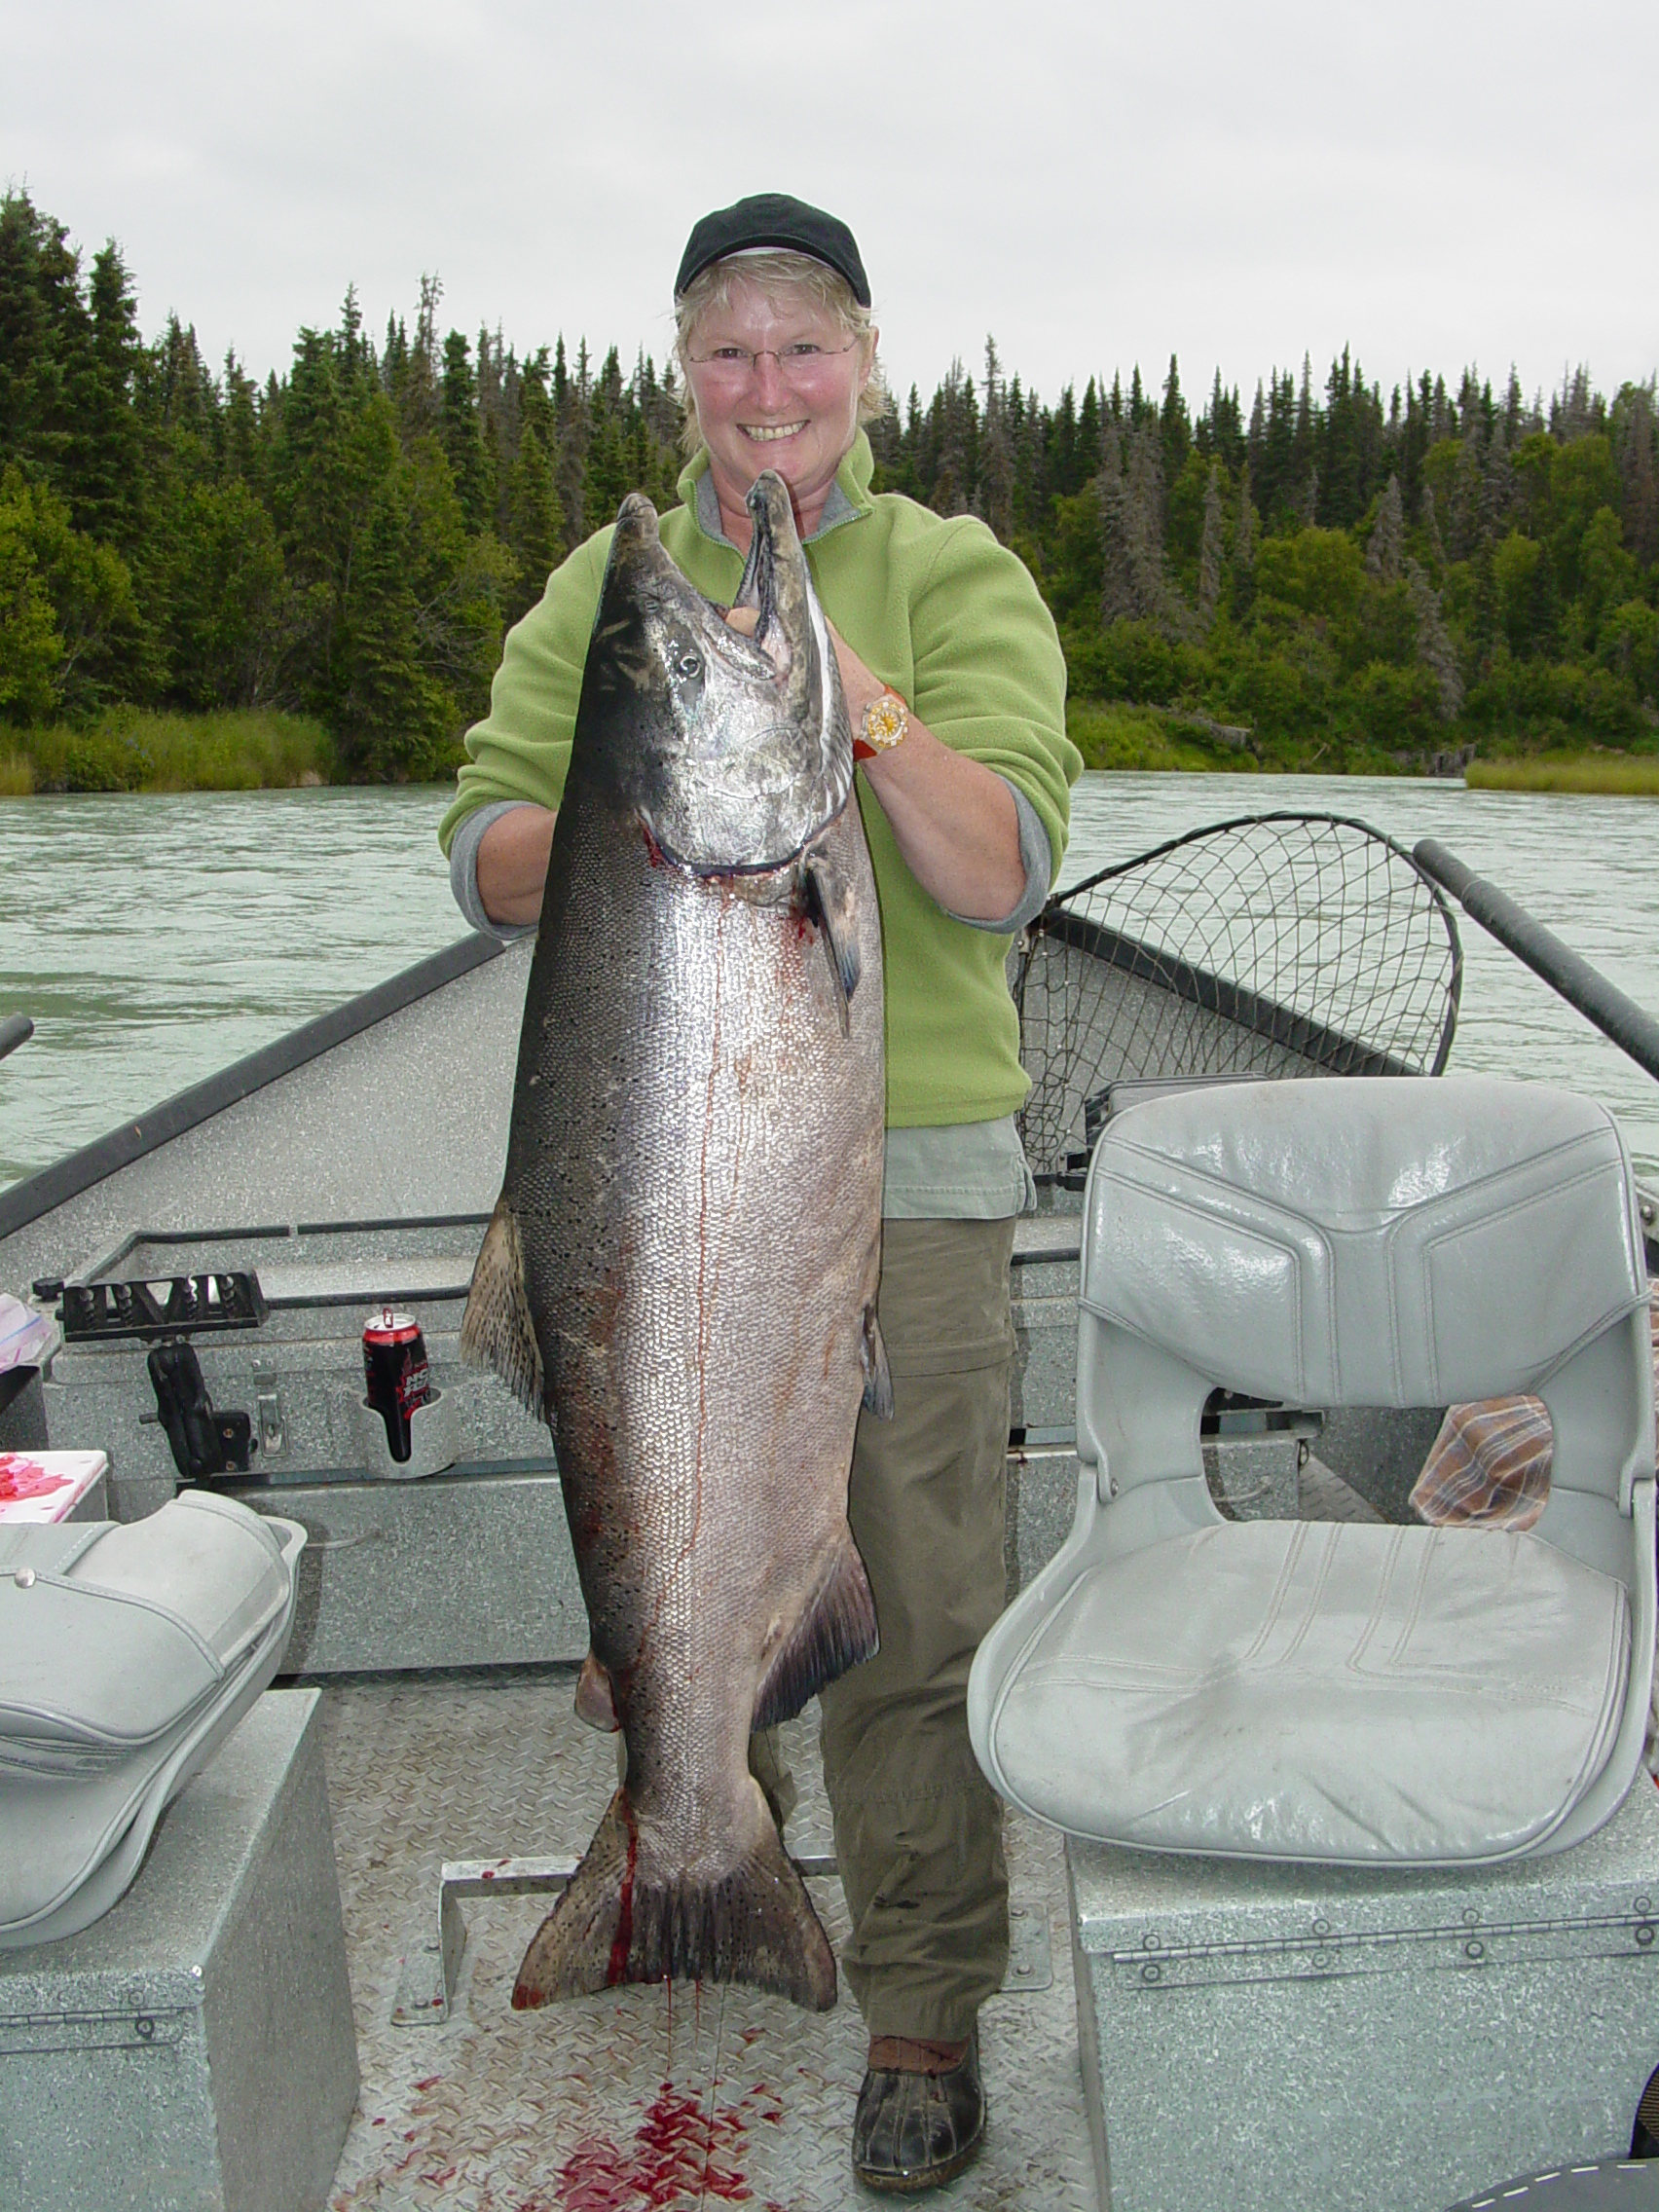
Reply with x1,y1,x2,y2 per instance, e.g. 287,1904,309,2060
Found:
1,775,1655,1197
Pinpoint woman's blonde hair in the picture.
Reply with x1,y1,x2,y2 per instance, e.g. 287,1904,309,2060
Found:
672,249,890,457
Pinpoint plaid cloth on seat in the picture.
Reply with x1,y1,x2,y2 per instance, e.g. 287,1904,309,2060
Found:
1410,1293,1658,1534
1409,1291,1659,1779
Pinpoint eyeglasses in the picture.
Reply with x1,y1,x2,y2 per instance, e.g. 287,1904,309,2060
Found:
685,336,860,386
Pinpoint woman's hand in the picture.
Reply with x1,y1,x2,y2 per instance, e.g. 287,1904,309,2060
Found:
477,805,557,927
722,603,1023,920
826,622,1025,925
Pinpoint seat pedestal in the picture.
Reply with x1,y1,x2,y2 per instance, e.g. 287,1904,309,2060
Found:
0,1690,357,2212
1070,1777,1659,2212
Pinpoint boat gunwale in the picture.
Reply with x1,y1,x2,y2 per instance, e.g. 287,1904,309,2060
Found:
0,933,510,1244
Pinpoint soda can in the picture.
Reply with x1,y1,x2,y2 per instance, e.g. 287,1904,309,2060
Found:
362,1308,431,1463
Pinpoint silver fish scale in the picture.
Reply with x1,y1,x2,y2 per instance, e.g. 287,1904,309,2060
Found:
508,784,884,1865
317,1666,1096,2210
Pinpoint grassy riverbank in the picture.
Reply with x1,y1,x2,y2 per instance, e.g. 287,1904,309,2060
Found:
4,704,1654,797
1464,755,1659,793
1067,701,1659,788
0,710,342,795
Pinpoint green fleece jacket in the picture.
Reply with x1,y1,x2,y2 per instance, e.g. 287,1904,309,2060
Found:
438,432,1081,1128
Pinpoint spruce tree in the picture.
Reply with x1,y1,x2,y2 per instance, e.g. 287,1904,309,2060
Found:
1161,354,1190,484
440,330,490,530
1233,465,1259,615
1366,474,1405,582
1408,558,1463,719
82,242,143,546
1197,460,1225,631
977,337,1014,542
1097,422,1133,623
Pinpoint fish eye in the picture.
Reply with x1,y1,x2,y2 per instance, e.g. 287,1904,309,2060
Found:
669,642,702,681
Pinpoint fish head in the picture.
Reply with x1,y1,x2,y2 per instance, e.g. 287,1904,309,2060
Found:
575,475,853,873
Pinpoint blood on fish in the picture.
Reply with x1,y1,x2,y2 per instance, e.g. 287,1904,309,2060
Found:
0,1456,70,1504
606,1802,639,1985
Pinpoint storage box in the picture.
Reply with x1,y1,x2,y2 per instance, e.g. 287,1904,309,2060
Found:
38,1217,585,1672
0,1689,357,2212
1069,1777,1659,2212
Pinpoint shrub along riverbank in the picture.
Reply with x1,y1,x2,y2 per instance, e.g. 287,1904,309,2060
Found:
0,709,336,794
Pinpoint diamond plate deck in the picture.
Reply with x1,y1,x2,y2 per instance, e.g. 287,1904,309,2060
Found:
312,1667,1096,2210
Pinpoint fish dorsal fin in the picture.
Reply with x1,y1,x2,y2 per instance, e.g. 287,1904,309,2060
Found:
752,1530,879,1733
461,1196,546,1419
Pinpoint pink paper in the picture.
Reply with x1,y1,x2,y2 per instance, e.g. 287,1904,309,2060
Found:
0,1451,108,1524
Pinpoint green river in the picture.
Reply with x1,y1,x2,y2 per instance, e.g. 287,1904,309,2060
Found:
1,775,1655,1194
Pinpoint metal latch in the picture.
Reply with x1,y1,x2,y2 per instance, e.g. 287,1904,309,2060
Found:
253,1366,284,1459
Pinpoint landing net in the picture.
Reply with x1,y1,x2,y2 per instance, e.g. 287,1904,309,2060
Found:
1014,812,1463,1185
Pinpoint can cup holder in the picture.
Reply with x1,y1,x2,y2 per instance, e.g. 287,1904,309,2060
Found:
349,1387,460,1483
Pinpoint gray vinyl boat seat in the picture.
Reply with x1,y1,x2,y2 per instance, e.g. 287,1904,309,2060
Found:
970,1077,1658,1865
0,1491,306,1945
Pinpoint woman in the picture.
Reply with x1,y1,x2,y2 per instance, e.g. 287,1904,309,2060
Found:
439,193,1080,2193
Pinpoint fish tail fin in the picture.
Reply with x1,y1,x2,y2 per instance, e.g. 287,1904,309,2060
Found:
461,1194,545,1418
511,1786,837,2012
752,1530,879,1731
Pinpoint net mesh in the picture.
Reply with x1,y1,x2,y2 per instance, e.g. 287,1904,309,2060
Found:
1015,812,1462,1183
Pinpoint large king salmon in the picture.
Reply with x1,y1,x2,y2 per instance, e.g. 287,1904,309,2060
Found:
462,471,888,2012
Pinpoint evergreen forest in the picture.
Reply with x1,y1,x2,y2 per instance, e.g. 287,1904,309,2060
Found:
3,191,1656,787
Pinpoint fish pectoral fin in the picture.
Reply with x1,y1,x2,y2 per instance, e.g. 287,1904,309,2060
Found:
752,1530,880,1733
460,1195,546,1419
573,1652,619,1733
861,1305,895,1419
801,848,861,1037
512,1785,837,2012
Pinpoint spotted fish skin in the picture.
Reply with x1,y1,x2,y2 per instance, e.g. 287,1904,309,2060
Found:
462,474,885,2011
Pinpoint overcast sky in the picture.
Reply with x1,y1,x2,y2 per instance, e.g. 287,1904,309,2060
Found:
6,0,1656,417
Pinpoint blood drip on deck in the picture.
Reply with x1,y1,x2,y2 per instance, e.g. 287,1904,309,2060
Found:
0,1455,70,1505
555,2078,784,2210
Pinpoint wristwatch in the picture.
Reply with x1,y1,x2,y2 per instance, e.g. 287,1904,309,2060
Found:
853,687,909,762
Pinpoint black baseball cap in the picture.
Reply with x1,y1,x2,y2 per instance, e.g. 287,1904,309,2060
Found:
675,194,870,308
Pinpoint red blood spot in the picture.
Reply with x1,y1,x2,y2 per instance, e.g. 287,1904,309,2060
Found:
606,1801,639,1986
0,1455,70,1505
482,1868,495,1879
371,2117,386,2127
555,2082,752,2208
641,824,668,868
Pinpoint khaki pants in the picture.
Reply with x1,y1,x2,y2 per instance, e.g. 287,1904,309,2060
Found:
814,1215,1015,2041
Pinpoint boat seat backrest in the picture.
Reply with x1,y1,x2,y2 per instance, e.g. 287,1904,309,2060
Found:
1081,1077,1652,1511
970,1077,1657,1868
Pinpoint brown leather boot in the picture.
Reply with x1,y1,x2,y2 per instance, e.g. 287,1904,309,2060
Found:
851,2030,985,2193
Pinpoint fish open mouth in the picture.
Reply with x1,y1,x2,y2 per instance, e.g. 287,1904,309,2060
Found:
589,476,853,876
727,480,788,672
